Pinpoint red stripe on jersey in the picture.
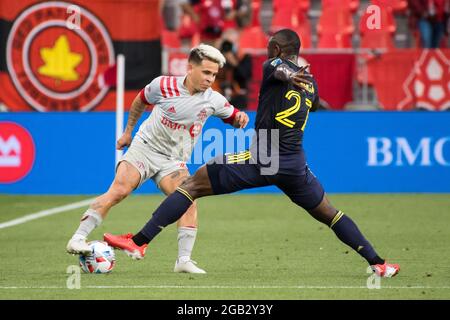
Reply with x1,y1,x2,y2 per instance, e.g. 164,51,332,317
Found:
222,107,240,124
139,89,150,105
166,76,174,97
173,77,180,96
160,77,167,98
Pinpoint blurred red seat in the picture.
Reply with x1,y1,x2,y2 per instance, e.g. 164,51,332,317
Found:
178,14,198,40
249,0,263,27
360,31,395,50
295,14,312,48
359,6,396,49
239,26,268,54
271,0,312,48
322,0,360,13
317,6,354,48
371,0,407,13
162,29,182,49
271,0,297,31
318,33,353,48
298,0,310,11
361,4,396,33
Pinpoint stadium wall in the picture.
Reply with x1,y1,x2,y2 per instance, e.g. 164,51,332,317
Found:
0,112,449,194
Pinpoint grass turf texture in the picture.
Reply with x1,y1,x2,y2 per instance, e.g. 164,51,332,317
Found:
0,194,449,299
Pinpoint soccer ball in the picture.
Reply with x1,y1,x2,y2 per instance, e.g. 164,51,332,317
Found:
79,241,116,274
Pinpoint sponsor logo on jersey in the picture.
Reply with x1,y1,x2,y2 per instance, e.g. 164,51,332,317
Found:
161,115,186,130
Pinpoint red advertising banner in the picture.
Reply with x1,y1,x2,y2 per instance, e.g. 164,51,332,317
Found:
301,53,356,110
0,0,161,112
367,49,450,110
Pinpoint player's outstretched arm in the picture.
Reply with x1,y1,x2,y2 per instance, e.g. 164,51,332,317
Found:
116,94,148,150
274,64,313,92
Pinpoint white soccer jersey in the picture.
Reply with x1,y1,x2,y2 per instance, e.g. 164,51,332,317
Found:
137,76,237,161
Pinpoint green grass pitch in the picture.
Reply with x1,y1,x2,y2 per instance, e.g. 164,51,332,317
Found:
0,194,449,300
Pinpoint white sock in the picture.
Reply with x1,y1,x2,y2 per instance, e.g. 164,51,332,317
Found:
72,209,103,240
177,227,197,262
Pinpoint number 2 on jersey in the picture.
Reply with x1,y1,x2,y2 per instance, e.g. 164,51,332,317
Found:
275,90,312,131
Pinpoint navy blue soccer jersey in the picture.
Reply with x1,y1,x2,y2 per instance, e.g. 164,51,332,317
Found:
207,57,325,209
251,57,319,175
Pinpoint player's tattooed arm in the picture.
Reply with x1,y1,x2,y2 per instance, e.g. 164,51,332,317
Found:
116,95,147,150
126,95,148,133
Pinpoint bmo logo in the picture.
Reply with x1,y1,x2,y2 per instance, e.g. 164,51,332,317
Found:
0,122,35,183
367,137,450,166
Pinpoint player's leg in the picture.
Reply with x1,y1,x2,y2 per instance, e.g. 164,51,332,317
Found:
307,193,386,265
158,169,206,274
128,165,213,248
277,168,399,277
105,152,271,259
309,195,399,277
105,165,213,259
67,161,141,254
131,154,271,246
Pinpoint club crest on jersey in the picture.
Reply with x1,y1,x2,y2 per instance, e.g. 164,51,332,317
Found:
189,122,203,138
271,58,283,67
168,106,176,113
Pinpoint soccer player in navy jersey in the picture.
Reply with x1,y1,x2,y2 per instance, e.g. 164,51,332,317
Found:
105,29,399,277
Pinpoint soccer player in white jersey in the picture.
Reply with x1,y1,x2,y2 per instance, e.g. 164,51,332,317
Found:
66,44,250,273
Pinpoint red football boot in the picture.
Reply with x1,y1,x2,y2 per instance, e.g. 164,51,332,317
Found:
371,262,400,277
103,233,147,260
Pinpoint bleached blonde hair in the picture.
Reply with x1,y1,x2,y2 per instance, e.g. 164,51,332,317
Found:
189,43,226,68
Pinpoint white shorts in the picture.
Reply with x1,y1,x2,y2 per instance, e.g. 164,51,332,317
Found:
117,136,188,189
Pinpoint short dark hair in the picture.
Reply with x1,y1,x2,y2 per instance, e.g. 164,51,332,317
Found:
272,29,301,56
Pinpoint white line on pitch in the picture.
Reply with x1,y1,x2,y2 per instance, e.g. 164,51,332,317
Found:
1,285,449,290
0,198,94,230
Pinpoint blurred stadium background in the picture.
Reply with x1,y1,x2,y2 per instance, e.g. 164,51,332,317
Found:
0,0,449,300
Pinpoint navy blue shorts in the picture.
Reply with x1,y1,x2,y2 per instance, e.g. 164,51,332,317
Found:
206,151,325,211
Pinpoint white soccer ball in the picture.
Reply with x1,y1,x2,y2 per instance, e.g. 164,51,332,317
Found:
79,241,116,274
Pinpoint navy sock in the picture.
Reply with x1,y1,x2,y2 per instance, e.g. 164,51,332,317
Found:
132,189,193,245
132,232,149,246
331,212,385,266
